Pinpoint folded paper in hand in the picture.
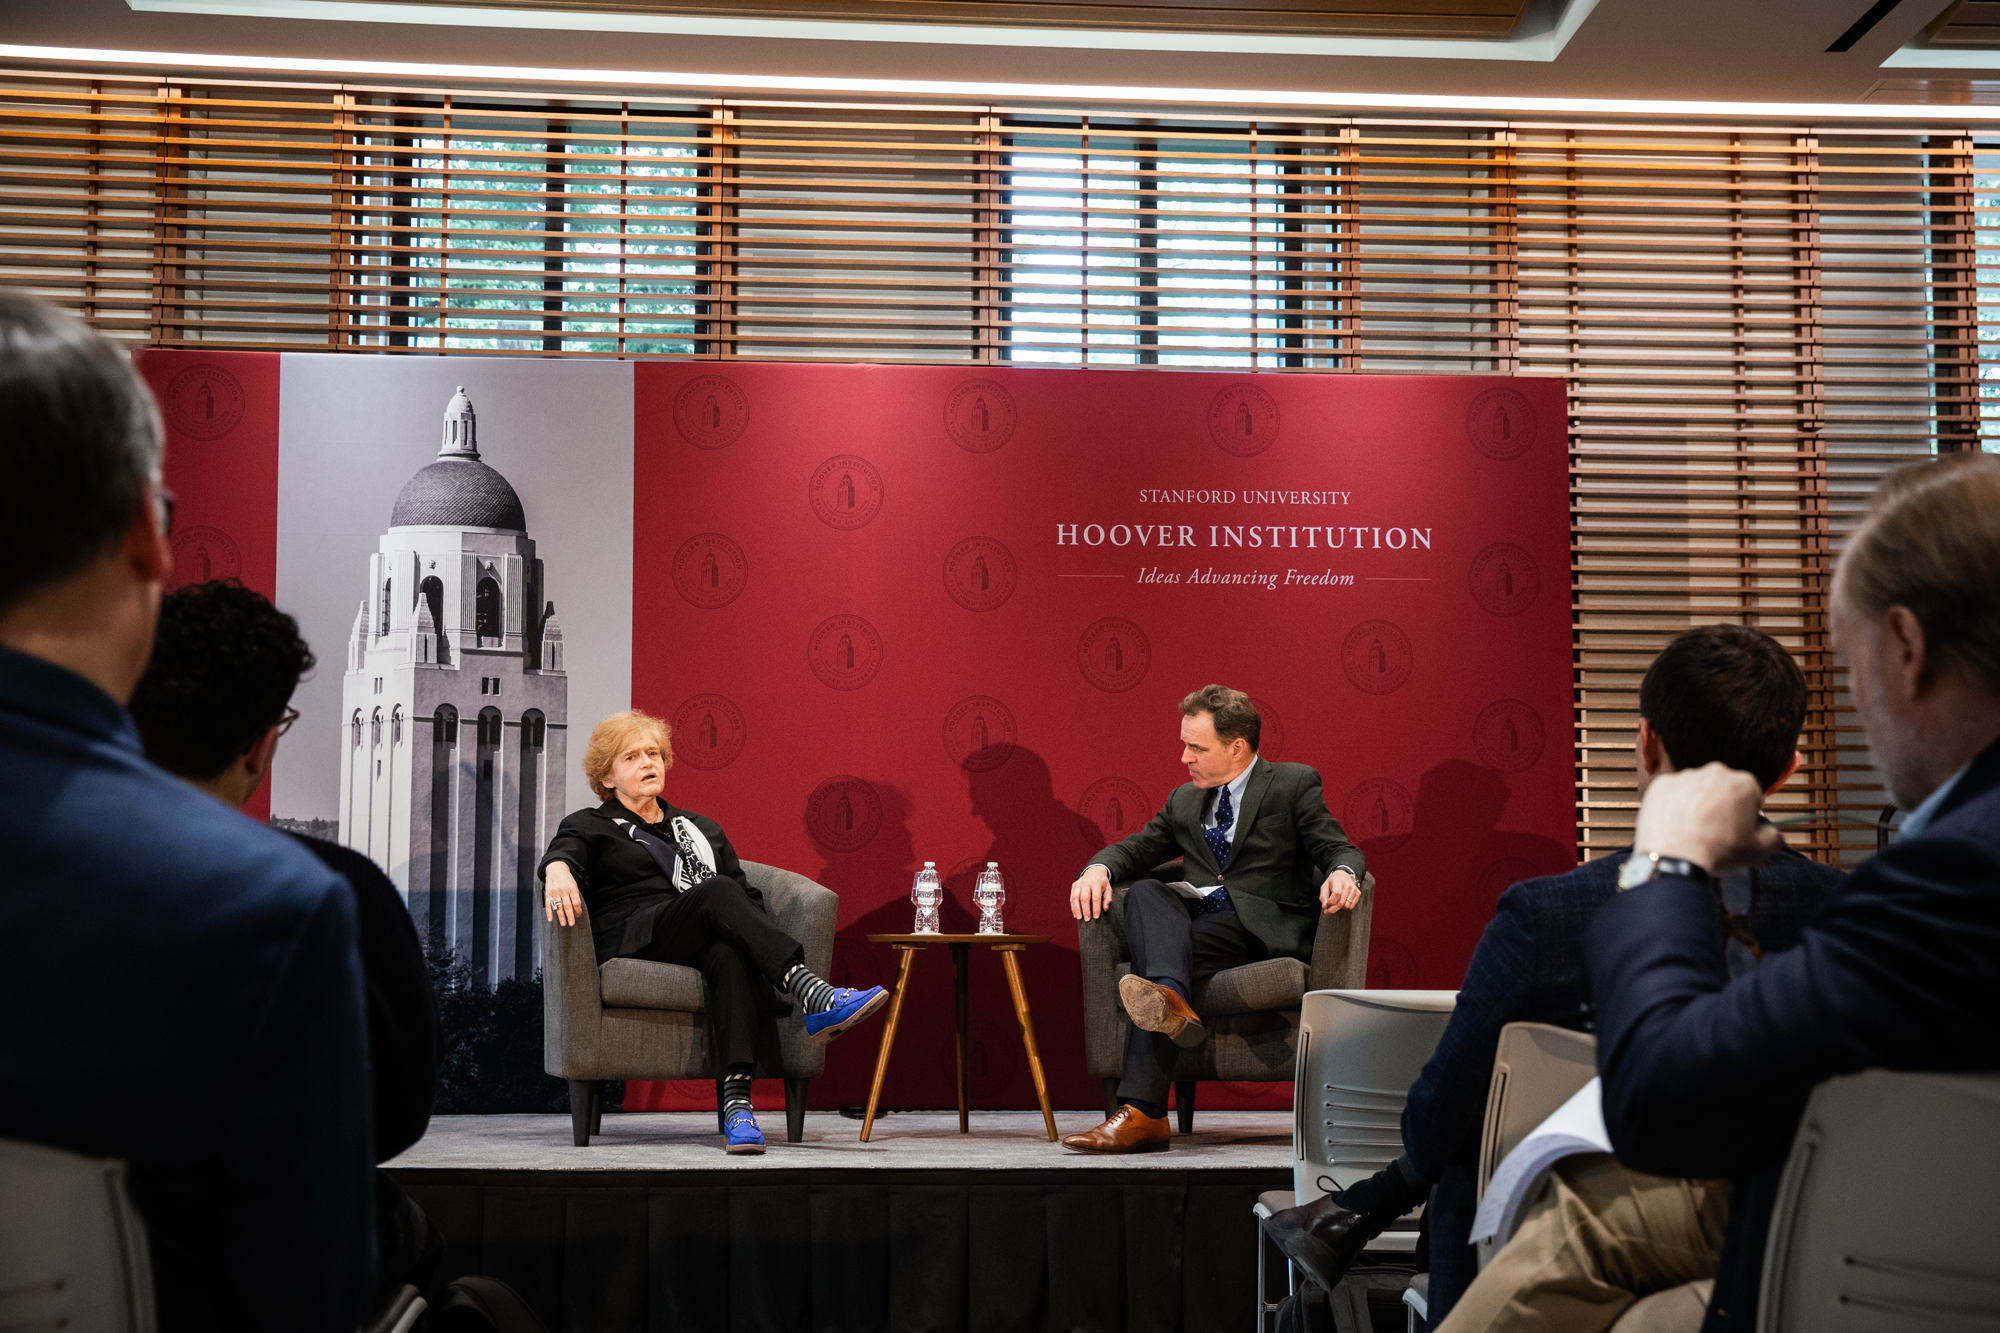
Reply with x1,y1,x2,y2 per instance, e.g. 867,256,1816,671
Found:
1468,1078,1612,1247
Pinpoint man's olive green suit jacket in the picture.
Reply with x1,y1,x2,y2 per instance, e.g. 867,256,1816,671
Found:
1088,758,1366,963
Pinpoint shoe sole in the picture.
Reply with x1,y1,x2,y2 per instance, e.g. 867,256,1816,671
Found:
809,988,890,1046
1118,974,1207,1049
724,1141,766,1156
1265,1223,1352,1292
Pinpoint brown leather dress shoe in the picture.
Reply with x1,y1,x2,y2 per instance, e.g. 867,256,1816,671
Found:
1060,1104,1170,1154
1119,974,1207,1048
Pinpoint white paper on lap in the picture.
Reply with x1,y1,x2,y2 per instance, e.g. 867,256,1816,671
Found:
1469,1077,1614,1246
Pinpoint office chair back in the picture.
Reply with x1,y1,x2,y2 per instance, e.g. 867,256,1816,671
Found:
1758,1069,2000,1333
1476,1022,1598,1201
1292,989,1457,1204
0,1137,156,1333
1471,1021,1598,1270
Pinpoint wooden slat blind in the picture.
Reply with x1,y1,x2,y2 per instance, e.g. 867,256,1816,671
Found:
3,68,1989,865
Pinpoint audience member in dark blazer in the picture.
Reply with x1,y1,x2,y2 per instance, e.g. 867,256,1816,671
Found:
1572,453,2000,1333
1064,684,1365,1153
1261,626,1845,1325
1435,453,2000,1333
127,579,447,1304
0,294,376,1332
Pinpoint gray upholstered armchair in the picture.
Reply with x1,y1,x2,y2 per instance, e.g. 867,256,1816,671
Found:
1076,870,1375,1128
543,859,838,1147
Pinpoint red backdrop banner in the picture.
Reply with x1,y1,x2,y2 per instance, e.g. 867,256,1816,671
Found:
630,363,1575,1113
137,350,284,823
131,352,1573,1114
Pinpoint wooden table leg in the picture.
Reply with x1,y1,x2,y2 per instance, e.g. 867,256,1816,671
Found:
951,943,971,1133
860,945,922,1143
994,945,1058,1142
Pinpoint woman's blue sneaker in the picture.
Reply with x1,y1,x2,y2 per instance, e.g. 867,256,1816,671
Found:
723,1109,765,1155
804,986,890,1045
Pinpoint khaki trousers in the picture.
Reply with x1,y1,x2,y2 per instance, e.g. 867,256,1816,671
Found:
1433,1154,1729,1333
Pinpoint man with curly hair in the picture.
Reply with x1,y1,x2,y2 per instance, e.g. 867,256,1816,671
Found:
128,578,446,1309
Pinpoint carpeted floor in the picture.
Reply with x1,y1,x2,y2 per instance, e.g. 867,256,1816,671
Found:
387,1108,1293,1172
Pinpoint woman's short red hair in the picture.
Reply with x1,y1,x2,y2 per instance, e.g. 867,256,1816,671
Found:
582,709,673,801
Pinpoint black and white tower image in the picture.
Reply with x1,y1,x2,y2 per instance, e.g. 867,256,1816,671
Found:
340,387,569,986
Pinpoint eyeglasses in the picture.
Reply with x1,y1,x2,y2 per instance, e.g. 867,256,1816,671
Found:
276,706,300,738
1714,869,1764,977
154,484,176,539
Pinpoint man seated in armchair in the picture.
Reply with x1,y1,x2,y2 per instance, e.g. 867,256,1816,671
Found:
1064,684,1366,1154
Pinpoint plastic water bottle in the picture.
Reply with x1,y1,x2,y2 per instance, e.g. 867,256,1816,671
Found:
911,862,942,934
974,862,1007,934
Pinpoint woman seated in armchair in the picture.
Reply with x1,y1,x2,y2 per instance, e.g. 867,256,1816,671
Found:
540,709,887,1154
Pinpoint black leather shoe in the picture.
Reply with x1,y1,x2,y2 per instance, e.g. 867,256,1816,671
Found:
1258,1194,1377,1292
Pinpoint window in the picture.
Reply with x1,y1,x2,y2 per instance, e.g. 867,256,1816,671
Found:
4,68,1989,865
419,575,450,665
475,576,502,645
348,101,707,354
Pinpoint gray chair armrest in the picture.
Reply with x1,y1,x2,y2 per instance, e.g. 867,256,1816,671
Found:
744,860,837,977
1307,871,1376,993
743,860,837,1079
1077,884,1133,1079
542,896,606,1079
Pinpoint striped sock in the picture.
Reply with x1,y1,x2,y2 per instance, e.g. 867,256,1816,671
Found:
722,1069,754,1119
783,962,838,1015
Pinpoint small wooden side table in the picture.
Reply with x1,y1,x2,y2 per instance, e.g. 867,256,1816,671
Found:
858,933,1056,1143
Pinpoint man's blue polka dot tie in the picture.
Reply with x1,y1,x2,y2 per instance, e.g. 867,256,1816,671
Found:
1204,784,1234,873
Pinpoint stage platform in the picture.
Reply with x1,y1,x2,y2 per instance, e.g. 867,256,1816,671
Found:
389,1108,1293,1172
387,1111,1295,1333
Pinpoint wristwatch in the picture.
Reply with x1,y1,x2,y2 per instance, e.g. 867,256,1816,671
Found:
1617,850,1713,893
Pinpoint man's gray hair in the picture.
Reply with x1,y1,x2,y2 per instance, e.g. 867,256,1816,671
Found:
1844,452,2000,696
0,291,164,613
1180,684,1261,751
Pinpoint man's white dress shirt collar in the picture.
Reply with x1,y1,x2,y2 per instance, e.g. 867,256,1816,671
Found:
1203,755,1258,831
1900,760,1972,841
